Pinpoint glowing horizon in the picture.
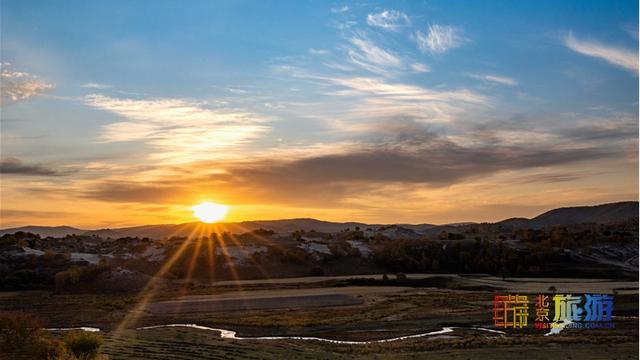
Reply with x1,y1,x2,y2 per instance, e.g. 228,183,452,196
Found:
191,202,229,224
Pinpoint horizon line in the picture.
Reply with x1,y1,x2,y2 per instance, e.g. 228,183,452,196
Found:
1,200,637,231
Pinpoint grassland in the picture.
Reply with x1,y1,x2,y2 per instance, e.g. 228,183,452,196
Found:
1,274,637,359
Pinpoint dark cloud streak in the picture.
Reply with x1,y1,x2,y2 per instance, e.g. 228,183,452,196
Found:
0,157,63,176
80,124,622,206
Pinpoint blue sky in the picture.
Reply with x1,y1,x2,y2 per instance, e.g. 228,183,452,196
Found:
1,0,638,227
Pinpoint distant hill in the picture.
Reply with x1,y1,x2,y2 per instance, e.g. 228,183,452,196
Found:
0,225,85,238
527,201,638,228
241,218,374,233
0,219,398,239
82,219,435,239
1,201,636,239
497,201,638,229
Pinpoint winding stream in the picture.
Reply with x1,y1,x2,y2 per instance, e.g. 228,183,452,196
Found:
134,324,505,344
47,324,506,344
45,327,101,332
46,317,607,341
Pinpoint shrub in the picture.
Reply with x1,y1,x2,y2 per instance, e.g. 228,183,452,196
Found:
34,337,75,360
395,272,407,281
0,311,43,351
64,331,103,359
55,265,106,290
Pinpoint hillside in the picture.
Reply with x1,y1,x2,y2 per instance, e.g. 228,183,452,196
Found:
1,201,636,239
528,201,638,228
0,225,85,238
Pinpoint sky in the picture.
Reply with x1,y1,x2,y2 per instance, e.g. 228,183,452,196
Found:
0,0,638,228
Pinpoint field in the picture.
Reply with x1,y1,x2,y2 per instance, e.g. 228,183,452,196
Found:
1,274,637,359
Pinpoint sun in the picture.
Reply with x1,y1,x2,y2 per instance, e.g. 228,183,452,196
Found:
191,201,229,223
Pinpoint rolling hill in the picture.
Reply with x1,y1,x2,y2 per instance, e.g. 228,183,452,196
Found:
498,201,638,229
1,201,636,239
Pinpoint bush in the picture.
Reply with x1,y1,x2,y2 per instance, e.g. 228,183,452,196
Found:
395,272,407,281
0,312,102,359
34,337,75,360
55,265,106,290
0,311,43,351
55,269,81,289
64,331,103,359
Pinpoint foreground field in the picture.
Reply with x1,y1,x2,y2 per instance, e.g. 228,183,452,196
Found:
1,274,637,359
101,327,639,360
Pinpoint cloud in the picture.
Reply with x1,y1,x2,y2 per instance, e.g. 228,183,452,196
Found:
366,10,411,31
75,114,628,209
1,209,76,219
330,5,349,13
226,87,248,94
328,76,485,103
467,73,517,86
325,76,488,123
83,181,192,203
347,35,403,74
0,63,53,104
623,25,638,40
563,32,638,73
331,20,357,30
560,115,638,142
511,172,593,185
84,94,270,163
227,123,613,189
81,83,111,89
410,62,430,73
309,48,330,56
0,157,62,176
274,64,489,125
415,25,464,54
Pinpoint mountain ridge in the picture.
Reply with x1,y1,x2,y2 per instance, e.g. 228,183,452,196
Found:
2,201,637,239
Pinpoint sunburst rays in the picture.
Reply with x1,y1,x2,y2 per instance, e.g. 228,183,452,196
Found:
112,222,279,335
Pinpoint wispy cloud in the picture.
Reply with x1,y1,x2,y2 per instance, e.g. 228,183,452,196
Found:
0,63,53,104
563,32,638,74
81,83,112,89
623,25,639,40
85,94,269,163
410,62,430,73
226,87,248,94
331,20,357,30
467,73,518,86
324,76,489,124
415,25,464,54
0,157,63,176
328,76,486,104
330,5,349,13
348,35,403,74
309,48,330,56
366,10,411,31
